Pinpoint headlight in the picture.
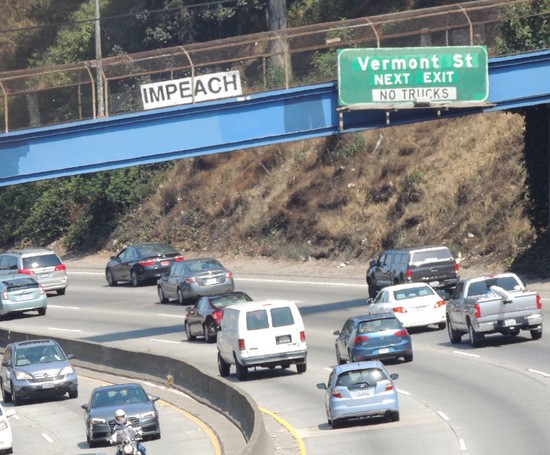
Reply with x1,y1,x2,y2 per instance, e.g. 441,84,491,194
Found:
90,417,106,424
123,444,134,455
14,370,33,380
142,411,157,419
59,365,74,375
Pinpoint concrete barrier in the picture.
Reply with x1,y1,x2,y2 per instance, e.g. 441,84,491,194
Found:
0,329,274,455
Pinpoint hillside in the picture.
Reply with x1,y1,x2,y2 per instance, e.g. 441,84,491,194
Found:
94,110,544,278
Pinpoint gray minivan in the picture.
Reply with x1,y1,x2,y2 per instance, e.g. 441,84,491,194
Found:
0,248,68,295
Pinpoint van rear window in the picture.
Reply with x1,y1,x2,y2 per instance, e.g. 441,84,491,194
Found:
246,310,269,330
22,254,61,268
271,307,295,327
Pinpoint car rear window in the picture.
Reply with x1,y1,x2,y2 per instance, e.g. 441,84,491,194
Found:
137,244,177,256
336,368,387,387
271,307,295,328
211,294,250,308
358,317,401,333
3,277,39,290
22,254,61,269
393,285,434,300
410,248,452,264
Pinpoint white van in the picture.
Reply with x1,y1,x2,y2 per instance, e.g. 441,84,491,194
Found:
216,299,307,381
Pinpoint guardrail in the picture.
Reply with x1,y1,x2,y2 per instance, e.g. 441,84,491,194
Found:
0,0,546,133
0,329,274,455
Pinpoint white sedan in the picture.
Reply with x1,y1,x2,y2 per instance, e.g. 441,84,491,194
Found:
366,282,446,330
0,403,14,454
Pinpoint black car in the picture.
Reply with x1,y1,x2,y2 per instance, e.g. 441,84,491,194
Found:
105,242,184,287
184,291,252,343
81,383,161,448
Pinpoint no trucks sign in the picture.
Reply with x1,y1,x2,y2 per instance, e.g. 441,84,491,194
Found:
338,46,488,107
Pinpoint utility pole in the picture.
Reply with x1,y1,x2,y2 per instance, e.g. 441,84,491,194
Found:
94,0,105,117
267,0,290,87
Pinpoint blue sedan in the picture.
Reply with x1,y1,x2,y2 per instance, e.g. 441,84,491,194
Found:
317,360,400,428
334,313,413,364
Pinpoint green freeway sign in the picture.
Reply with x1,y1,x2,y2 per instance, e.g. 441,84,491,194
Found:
338,46,488,107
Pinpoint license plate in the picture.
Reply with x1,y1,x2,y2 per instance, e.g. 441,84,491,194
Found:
504,318,517,327
41,273,50,279
276,335,291,344
206,278,217,285
378,348,390,354
429,281,440,287
17,294,33,301
160,260,170,266
42,383,54,389
356,388,374,397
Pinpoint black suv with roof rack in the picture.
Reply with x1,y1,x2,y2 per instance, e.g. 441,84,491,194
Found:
366,246,460,298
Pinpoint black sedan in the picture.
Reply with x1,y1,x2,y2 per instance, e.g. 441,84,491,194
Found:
81,383,161,448
105,242,184,287
184,291,252,343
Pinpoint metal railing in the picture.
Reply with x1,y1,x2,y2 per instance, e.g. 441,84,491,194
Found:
0,0,546,133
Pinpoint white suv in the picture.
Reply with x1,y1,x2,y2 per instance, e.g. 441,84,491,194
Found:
0,248,68,295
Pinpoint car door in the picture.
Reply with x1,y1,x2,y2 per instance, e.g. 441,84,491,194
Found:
0,347,12,395
368,290,391,314
110,248,133,282
447,282,467,329
373,253,393,288
164,263,183,299
335,320,354,361
187,297,208,335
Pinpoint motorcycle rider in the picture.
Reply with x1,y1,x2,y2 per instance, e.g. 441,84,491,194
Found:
110,409,147,455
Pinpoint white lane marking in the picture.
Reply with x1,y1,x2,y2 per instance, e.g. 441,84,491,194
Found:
48,305,80,310
437,411,450,421
460,439,467,451
454,350,481,358
239,277,367,287
42,433,54,443
47,327,81,333
150,338,180,344
528,368,550,377
397,388,411,396
157,314,186,319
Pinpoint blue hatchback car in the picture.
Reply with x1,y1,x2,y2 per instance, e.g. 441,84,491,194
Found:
334,313,413,364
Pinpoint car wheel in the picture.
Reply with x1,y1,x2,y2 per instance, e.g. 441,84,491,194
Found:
87,435,97,449
57,288,66,296
367,279,377,298
131,270,139,287
38,307,46,316
218,352,230,377
447,317,462,344
331,418,343,429
403,354,413,363
4,447,13,454
296,362,307,374
11,383,21,406
158,286,168,303
106,269,117,286
69,389,78,399
235,360,248,381
391,411,400,422
531,327,543,340
204,322,216,344
281,362,290,369
336,347,345,365
437,322,446,330
184,322,196,341
177,288,185,305
1,381,12,403
468,321,484,348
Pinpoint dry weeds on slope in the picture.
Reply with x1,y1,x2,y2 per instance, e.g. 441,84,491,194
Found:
107,111,533,275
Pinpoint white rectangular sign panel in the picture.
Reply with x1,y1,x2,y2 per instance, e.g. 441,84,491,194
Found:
140,70,242,110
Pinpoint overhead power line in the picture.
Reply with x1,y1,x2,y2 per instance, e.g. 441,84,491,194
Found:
0,0,241,34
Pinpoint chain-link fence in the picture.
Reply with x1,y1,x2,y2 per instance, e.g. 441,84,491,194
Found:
0,0,546,133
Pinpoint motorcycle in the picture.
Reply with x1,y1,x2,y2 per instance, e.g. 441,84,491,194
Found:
109,427,145,455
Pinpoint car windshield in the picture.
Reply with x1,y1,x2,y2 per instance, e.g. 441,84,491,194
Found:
393,286,434,300
336,368,387,387
358,318,401,333
92,386,148,408
211,294,250,309
15,345,66,366
22,254,61,268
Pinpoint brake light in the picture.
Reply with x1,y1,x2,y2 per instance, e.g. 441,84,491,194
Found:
1,291,7,300
238,339,245,350
536,294,542,310
55,264,66,271
393,307,407,313
434,300,446,308
406,268,412,280
39,286,45,295
139,260,156,267
185,277,197,284
212,311,223,320
332,389,343,398
18,268,34,275
454,262,460,273
226,271,233,279
174,256,184,262
474,303,481,318
395,329,409,337
354,335,369,343
299,331,306,342
385,383,394,392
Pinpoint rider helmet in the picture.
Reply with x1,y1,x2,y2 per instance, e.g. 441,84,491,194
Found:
115,409,127,425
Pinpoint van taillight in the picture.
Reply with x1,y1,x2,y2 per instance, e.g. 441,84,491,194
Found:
474,303,481,318
536,294,542,310
300,331,306,342
406,268,412,280
454,262,460,274
238,339,245,350
18,268,34,275
212,311,223,321
55,264,66,272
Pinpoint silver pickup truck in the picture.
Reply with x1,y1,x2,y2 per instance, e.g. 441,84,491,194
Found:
446,272,543,347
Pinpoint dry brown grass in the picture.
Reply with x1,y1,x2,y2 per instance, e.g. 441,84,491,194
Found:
109,110,535,272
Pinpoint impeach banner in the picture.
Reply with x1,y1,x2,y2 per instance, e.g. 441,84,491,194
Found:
140,70,242,110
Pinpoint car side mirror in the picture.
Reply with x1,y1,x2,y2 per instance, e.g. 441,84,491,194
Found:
390,373,399,380
149,395,160,402
67,354,75,360
316,383,327,390
186,306,192,313
369,260,376,267
332,330,340,336
81,404,89,410
366,298,373,305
